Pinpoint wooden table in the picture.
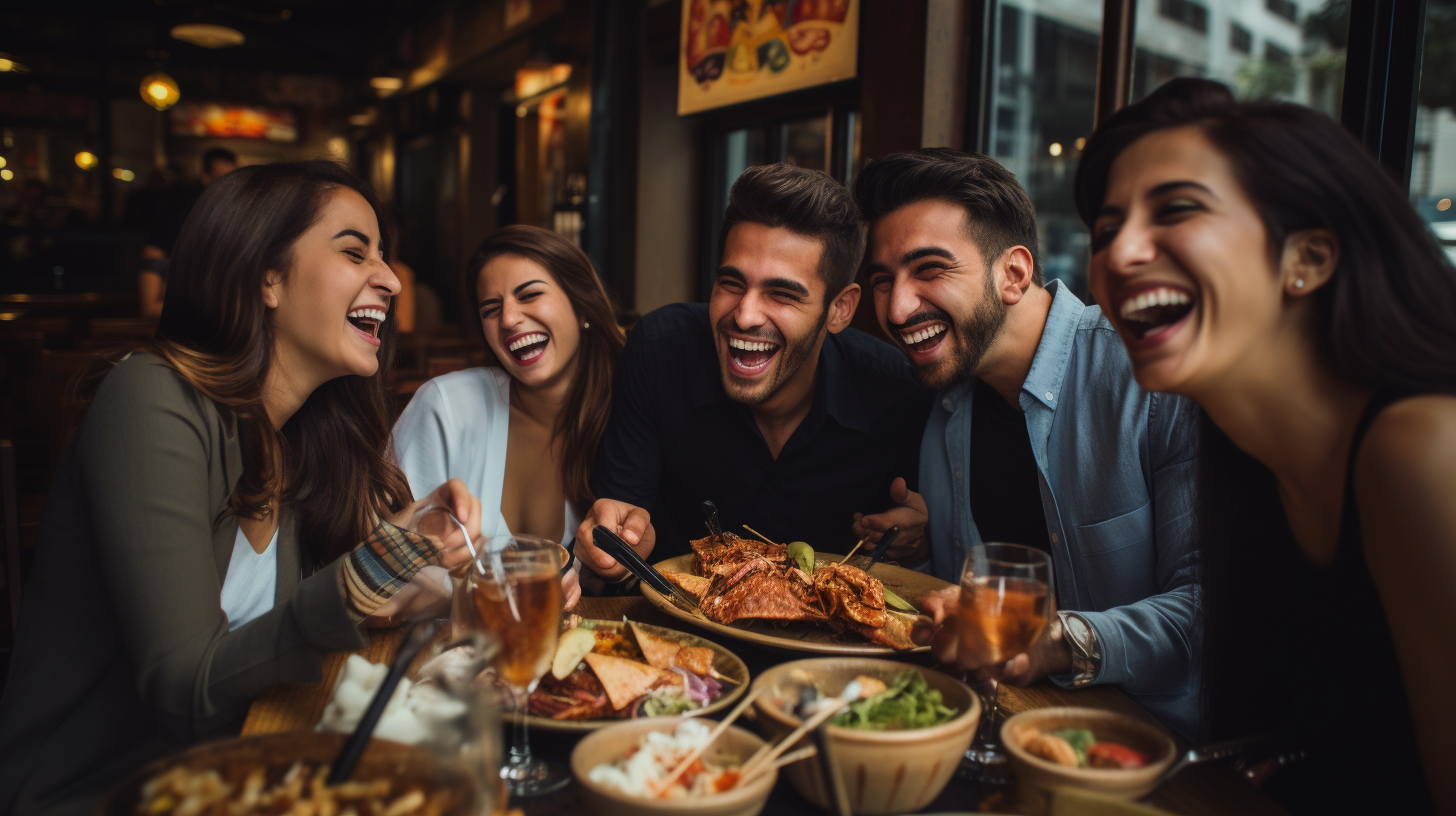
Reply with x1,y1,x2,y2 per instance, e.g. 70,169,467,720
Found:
244,597,1288,816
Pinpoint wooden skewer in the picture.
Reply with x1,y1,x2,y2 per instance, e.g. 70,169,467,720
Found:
738,700,847,781
838,539,866,564
739,745,818,786
658,685,764,795
742,525,777,546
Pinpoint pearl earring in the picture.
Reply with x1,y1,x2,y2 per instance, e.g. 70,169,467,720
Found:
583,321,590,329
1293,279,1305,289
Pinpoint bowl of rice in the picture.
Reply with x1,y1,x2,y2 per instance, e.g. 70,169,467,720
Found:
570,716,776,816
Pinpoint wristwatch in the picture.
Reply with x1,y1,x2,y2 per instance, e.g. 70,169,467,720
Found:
1057,611,1101,688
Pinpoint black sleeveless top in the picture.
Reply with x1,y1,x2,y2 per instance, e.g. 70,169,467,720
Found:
1262,390,1434,814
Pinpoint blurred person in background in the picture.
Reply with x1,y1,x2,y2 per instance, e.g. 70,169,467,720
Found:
137,147,238,319
392,225,626,609
1079,78,1456,814
0,161,481,816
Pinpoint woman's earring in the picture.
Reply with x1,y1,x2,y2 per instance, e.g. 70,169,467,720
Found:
583,321,590,329
1293,279,1306,289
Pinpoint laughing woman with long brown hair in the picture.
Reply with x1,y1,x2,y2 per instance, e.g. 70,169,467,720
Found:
392,226,626,606
0,162,481,816
1079,80,1456,814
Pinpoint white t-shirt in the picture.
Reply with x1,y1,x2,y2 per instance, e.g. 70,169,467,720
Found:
392,366,580,553
220,526,278,631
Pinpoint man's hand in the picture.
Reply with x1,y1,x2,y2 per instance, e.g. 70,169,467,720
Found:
851,477,929,565
912,586,1072,686
575,499,657,583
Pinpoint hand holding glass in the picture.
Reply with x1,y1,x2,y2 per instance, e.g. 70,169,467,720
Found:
957,542,1052,770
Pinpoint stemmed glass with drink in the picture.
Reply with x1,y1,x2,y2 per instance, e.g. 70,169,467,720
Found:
466,534,570,796
957,542,1052,774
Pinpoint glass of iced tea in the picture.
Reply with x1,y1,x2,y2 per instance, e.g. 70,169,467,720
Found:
958,542,1052,771
466,534,568,796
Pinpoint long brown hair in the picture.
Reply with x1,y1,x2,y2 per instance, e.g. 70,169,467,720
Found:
83,161,412,568
462,226,624,513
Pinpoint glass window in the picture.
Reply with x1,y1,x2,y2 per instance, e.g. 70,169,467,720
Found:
722,127,768,210
1132,1,1348,119
984,1,1102,297
782,115,828,172
1410,0,1456,264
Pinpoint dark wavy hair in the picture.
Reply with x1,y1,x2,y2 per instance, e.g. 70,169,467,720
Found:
463,226,625,514
1074,78,1456,742
722,163,865,300
82,160,412,568
854,147,1043,285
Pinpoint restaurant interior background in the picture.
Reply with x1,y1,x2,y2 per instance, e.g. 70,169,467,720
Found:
0,0,1450,661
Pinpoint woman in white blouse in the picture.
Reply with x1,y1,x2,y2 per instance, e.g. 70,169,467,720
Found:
391,226,626,611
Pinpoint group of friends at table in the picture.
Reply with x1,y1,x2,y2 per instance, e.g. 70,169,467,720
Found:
0,78,1452,816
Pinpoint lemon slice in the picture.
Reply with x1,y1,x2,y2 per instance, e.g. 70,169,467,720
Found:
551,626,596,680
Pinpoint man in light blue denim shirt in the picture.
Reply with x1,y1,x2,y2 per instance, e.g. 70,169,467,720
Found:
851,149,1200,738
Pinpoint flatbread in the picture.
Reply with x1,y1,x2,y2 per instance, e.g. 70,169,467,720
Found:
583,652,671,710
662,571,711,598
629,622,682,670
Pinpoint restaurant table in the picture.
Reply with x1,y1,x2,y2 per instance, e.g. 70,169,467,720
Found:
243,596,1290,816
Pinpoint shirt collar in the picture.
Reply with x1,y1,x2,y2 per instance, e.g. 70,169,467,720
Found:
687,330,870,433
1019,279,1086,411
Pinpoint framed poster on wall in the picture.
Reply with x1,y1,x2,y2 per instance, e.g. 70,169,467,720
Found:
678,0,858,115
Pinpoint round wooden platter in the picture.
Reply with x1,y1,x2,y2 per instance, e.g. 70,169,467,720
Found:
509,618,749,733
640,552,952,656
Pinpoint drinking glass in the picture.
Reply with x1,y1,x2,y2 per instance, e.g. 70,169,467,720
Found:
414,631,508,815
466,534,569,796
958,542,1052,773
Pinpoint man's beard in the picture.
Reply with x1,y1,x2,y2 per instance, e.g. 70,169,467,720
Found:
911,272,1007,392
717,309,827,406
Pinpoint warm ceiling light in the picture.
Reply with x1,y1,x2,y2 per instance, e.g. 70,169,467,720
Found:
171,24,245,49
0,169,12,181
0,53,28,73
141,72,181,111
369,76,404,92
347,112,375,126
112,168,136,181
1049,142,1063,157
75,151,98,170
0,156,6,168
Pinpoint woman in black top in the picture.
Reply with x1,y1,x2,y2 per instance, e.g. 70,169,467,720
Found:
1076,79,1456,813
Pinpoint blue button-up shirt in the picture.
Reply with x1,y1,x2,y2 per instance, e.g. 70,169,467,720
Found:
921,282,1201,737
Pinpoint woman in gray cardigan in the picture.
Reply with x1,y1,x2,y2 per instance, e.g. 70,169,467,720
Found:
0,162,481,816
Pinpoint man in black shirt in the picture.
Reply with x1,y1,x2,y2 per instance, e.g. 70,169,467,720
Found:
574,164,929,581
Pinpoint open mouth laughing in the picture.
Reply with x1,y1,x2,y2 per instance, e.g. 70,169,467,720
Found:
505,331,550,365
346,306,386,347
893,319,950,365
1116,285,1196,343
725,334,780,377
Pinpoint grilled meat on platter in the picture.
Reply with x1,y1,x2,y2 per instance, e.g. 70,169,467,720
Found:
666,533,917,650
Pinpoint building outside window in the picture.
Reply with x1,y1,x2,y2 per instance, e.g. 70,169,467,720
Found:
1411,0,1456,264
1267,0,1299,24
1160,0,1210,34
1231,22,1253,54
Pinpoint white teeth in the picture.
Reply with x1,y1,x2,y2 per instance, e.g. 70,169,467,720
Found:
347,307,387,323
728,337,776,352
898,324,947,346
1119,287,1191,321
508,332,548,352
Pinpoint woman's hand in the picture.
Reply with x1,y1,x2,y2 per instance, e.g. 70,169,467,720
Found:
575,499,657,583
367,566,452,626
561,565,582,611
388,478,482,571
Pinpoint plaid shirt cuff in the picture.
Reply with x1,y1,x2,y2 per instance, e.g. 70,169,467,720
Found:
339,519,440,621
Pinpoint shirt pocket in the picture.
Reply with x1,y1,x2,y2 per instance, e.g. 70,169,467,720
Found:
1072,501,1154,608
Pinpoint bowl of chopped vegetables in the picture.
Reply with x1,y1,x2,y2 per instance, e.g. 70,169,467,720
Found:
1001,707,1177,806
751,658,980,815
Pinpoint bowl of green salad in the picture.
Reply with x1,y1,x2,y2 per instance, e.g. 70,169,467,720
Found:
751,658,979,816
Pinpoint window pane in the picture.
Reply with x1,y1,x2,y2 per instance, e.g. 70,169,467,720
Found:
985,1,1102,297
1131,0,1348,119
722,127,767,209
782,115,828,172
1411,0,1456,265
